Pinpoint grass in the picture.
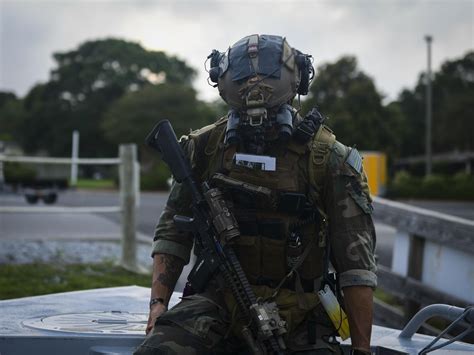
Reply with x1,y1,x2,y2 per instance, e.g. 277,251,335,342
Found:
0,262,406,305
75,179,116,190
374,288,403,308
0,263,151,300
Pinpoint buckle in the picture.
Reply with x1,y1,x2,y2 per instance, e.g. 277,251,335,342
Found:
249,116,263,126
248,44,258,58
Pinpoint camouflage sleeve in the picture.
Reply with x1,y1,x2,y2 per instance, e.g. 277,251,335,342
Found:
323,142,377,289
151,137,196,264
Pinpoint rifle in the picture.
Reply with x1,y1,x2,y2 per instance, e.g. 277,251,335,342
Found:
146,120,287,355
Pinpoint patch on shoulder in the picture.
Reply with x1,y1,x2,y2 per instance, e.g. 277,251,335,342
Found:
345,148,363,174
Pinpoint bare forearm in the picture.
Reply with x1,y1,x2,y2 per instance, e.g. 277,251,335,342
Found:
151,253,185,306
344,286,373,352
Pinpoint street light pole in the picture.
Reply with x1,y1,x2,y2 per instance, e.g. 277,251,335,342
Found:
425,35,433,176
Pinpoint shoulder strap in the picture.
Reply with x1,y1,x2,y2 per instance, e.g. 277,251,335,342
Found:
307,125,335,252
307,124,336,249
308,125,336,196
203,117,227,156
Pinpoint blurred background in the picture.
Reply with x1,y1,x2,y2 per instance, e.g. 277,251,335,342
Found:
1,0,473,192
0,0,473,338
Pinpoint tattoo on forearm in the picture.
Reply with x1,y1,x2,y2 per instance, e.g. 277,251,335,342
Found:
156,254,184,288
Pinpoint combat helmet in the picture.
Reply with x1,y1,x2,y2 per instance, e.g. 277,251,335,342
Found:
207,34,313,149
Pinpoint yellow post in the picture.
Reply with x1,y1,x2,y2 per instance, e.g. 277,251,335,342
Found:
361,151,387,196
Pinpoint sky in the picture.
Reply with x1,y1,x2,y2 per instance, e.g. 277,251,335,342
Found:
0,0,473,103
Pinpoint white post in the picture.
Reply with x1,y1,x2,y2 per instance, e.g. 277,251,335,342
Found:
119,144,138,271
134,161,141,208
70,130,79,186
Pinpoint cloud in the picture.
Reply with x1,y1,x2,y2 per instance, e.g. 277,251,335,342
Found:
0,0,472,102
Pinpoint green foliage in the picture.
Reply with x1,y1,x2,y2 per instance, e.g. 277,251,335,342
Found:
0,263,150,300
52,38,195,93
19,38,196,157
390,171,422,197
76,178,116,190
389,171,474,200
0,92,27,142
452,172,474,198
433,52,474,152
0,92,16,106
207,99,229,119
396,51,474,156
3,162,37,183
140,161,171,191
102,83,213,146
303,52,473,162
374,289,403,310
303,56,404,157
420,174,450,199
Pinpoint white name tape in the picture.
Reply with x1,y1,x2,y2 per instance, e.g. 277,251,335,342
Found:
234,153,276,171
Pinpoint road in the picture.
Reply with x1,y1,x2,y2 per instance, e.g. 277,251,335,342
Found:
58,189,169,237
0,189,167,238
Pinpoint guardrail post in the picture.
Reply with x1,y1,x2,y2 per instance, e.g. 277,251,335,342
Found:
70,130,79,187
405,234,425,322
0,141,5,191
119,144,138,271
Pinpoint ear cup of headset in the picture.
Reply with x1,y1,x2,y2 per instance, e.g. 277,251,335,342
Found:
296,54,312,95
208,49,222,84
209,67,220,83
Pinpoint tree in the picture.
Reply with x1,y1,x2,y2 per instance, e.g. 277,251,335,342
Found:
397,51,474,155
303,56,404,157
102,83,215,162
19,38,196,157
432,51,473,152
0,92,26,142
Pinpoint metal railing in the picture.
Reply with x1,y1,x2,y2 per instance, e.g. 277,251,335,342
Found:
0,144,141,272
372,196,474,333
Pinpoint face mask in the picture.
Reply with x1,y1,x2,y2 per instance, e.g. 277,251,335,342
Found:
224,104,294,155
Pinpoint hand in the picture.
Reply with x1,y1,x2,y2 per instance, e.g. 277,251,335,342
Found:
146,303,167,335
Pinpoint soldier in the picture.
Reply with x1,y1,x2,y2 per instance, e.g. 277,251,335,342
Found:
135,34,376,355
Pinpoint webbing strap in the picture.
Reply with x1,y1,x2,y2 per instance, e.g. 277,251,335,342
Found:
308,125,336,195
308,125,335,249
270,231,317,302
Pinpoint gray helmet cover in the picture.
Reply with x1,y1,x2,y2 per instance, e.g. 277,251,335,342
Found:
217,34,301,111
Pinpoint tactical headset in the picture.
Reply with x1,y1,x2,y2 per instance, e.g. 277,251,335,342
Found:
294,51,314,96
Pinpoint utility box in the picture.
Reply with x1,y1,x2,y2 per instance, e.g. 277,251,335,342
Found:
361,151,387,196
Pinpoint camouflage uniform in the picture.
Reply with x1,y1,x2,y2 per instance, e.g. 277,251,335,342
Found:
134,115,377,355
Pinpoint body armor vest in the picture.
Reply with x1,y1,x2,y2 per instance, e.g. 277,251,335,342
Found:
190,118,335,291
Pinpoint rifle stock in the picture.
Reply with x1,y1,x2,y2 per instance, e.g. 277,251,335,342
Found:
145,120,202,203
